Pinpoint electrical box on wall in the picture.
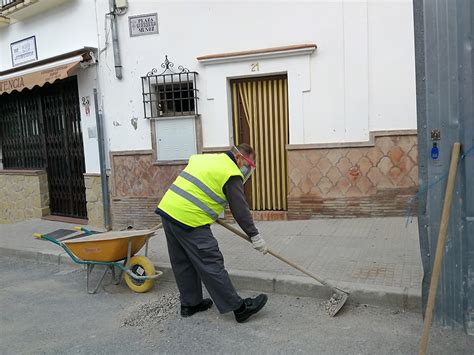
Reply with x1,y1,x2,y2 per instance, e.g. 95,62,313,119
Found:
155,117,197,161
115,0,128,8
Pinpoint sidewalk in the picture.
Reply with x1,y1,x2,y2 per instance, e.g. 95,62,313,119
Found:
0,217,422,310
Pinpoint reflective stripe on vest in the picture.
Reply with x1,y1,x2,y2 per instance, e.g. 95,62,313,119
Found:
169,184,219,220
158,153,244,228
179,171,227,207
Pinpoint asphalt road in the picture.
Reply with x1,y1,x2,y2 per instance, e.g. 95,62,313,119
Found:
0,257,472,354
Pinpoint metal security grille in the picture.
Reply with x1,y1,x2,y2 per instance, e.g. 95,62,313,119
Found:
41,79,87,218
0,77,87,219
0,92,44,169
141,55,198,118
1,0,19,9
231,76,289,211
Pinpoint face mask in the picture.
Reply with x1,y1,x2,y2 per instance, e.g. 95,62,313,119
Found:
240,165,253,183
231,146,256,183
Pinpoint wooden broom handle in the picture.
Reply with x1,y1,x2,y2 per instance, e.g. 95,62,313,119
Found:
419,142,461,355
215,219,341,291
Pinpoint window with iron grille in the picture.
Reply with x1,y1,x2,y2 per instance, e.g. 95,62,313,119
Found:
151,81,196,117
141,55,198,119
141,56,200,162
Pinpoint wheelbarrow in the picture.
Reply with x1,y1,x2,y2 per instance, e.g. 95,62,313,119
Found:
33,224,163,294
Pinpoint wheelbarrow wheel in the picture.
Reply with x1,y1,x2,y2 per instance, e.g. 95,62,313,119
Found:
124,256,155,293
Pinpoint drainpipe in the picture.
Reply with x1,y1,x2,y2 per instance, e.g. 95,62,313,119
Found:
108,0,123,79
94,88,111,230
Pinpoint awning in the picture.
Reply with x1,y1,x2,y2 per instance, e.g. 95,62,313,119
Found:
0,49,94,95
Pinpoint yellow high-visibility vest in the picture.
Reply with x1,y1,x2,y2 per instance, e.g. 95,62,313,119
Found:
158,153,244,227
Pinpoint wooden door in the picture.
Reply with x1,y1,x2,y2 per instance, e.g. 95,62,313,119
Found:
231,75,289,210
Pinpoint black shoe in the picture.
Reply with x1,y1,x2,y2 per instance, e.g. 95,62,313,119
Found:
180,298,213,317
234,294,268,323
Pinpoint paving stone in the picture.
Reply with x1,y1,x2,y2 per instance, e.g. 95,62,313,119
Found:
0,216,422,295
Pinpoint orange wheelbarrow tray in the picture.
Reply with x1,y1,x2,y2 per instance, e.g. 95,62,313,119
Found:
33,224,163,294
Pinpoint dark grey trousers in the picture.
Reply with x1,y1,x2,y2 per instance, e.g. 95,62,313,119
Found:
162,218,243,314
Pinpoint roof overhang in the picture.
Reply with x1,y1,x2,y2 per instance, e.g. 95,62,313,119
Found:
197,44,317,65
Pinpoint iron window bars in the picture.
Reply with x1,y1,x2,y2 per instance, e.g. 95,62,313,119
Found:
141,55,198,119
1,0,21,10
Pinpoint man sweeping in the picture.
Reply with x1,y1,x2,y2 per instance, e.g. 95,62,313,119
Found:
155,143,268,323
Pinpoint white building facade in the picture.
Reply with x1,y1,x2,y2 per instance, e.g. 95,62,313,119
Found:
0,0,417,229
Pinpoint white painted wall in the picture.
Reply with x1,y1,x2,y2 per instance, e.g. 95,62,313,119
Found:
201,52,312,146
95,0,416,153
1,0,417,172
77,68,102,173
0,0,101,172
368,0,417,131
0,0,98,70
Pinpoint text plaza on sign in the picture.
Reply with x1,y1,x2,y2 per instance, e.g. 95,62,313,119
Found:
137,18,156,32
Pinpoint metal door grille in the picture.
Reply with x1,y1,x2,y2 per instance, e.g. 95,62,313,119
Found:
0,77,87,218
42,79,87,218
0,92,44,169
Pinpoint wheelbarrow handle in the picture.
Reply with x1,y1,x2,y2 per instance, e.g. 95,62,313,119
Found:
128,223,163,232
149,223,162,232
74,226,93,235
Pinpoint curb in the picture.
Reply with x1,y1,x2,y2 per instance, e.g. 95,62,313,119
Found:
0,246,421,311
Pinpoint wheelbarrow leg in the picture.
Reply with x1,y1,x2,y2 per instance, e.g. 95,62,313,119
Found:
110,240,132,287
86,264,109,294
111,264,123,285
127,239,132,262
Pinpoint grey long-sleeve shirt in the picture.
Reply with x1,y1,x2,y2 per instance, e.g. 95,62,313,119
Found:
223,175,259,238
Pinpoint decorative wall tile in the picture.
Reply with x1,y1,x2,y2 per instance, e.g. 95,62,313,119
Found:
367,148,384,165
287,134,418,216
111,153,185,198
110,134,418,221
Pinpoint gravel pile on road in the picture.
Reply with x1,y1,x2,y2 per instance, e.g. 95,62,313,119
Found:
122,293,180,328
